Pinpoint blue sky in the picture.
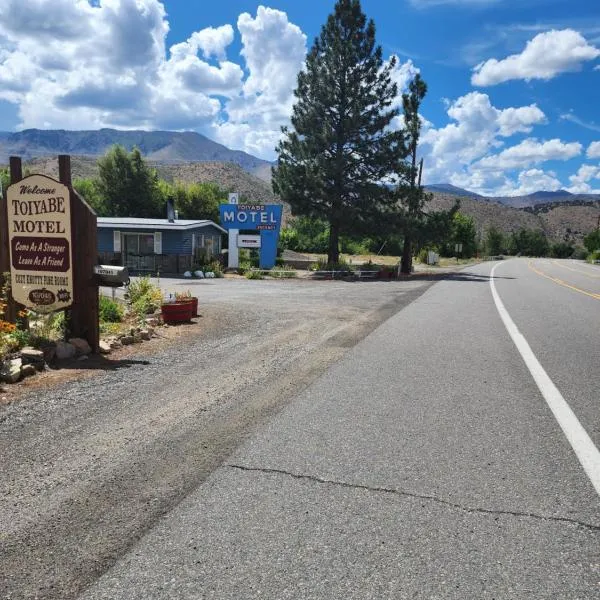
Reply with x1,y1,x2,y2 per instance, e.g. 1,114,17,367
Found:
0,0,599,195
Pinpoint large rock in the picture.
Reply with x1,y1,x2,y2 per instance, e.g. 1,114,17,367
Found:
21,364,37,378
120,335,135,346
41,344,56,364
1,358,22,383
69,337,92,355
20,347,45,365
99,340,112,354
55,341,76,360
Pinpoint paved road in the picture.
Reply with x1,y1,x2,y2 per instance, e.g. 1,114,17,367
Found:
80,258,600,599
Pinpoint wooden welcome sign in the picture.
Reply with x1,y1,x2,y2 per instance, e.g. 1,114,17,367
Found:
0,156,99,352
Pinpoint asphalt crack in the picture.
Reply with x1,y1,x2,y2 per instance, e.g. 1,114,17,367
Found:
227,463,600,533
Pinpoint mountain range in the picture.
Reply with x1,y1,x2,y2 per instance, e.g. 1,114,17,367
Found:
425,183,599,208
0,128,273,181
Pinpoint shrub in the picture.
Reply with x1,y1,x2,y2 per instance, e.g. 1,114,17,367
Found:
245,269,264,280
99,295,124,323
125,276,163,320
588,249,600,263
550,242,574,259
571,246,588,260
268,266,297,278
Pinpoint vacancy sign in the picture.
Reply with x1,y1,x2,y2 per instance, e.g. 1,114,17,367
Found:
238,235,261,248
7,174,74,312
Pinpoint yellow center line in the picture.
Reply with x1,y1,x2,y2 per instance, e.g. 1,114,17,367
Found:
528,260,600,301
551,260,600,279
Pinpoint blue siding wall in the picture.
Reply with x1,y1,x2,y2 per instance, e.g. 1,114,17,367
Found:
98,228,114,252
98,225,223,255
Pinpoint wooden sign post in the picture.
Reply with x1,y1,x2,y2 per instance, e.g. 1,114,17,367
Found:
0,155,99,352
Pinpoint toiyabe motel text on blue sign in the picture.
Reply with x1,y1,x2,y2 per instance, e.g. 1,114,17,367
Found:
219,203,282,269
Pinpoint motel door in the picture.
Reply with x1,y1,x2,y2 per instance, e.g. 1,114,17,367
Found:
123,233,156,273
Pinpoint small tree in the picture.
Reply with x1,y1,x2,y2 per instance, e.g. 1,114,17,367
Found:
97,145,162,217
485,226,505,256
449,212,477,258
73,178,107,215
273,0,405,264
583,228,600,253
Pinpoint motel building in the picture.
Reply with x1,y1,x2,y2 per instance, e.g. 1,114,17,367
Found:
97,214,226,275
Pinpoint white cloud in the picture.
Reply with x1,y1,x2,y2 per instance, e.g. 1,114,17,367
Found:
560,112,600,133
567,164,600,194
420,92,546,180
389,58,419,96
472,29,600,86
475,138,582,170
587,141,600,158
194,25,234,61
510,169,562,196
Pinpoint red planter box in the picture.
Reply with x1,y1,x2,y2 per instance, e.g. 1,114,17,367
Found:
190,296,198,317
161,302,193,323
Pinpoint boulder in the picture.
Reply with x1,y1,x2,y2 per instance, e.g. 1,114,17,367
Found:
69,337,92,355
20,347,45,365
140,329,151,341
40,344,56,364
55,341,76,360
21,364,37,378
120,335,135,345
99,340,112,354
1,358,22,383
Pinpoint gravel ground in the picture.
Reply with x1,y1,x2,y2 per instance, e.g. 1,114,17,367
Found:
0,276,438,600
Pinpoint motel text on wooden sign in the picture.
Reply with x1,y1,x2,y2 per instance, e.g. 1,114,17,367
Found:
6,174,74,312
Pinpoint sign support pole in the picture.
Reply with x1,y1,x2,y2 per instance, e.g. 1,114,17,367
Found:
59,155,99,352
0,157,24,323
227,193,239,269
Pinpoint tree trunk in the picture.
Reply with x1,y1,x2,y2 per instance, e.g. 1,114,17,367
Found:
400,235,412,274
328,222,340,265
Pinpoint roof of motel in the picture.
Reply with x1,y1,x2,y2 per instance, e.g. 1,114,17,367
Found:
97,217,226,234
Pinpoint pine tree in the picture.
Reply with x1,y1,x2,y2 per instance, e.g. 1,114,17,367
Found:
272,0,405,264
398,73,428,274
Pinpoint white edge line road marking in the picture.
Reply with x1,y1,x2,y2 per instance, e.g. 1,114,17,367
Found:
490,262,600,498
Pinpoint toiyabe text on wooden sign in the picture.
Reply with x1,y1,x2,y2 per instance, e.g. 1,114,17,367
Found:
6,174,74,312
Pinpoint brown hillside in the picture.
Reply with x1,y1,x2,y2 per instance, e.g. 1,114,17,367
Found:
429,193,543,237
536,204,600,244
19,155,287,214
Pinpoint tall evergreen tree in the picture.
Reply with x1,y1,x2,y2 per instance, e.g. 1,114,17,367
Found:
272,0,406,264
397,73,429,274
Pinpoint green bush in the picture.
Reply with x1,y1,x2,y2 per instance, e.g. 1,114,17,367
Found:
99,295,124,323
125,276,163,319
313,258,354,272
268,266,297,278
416,248,428,264
245,269,264,280
588,249,600,263
571,246,588,260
